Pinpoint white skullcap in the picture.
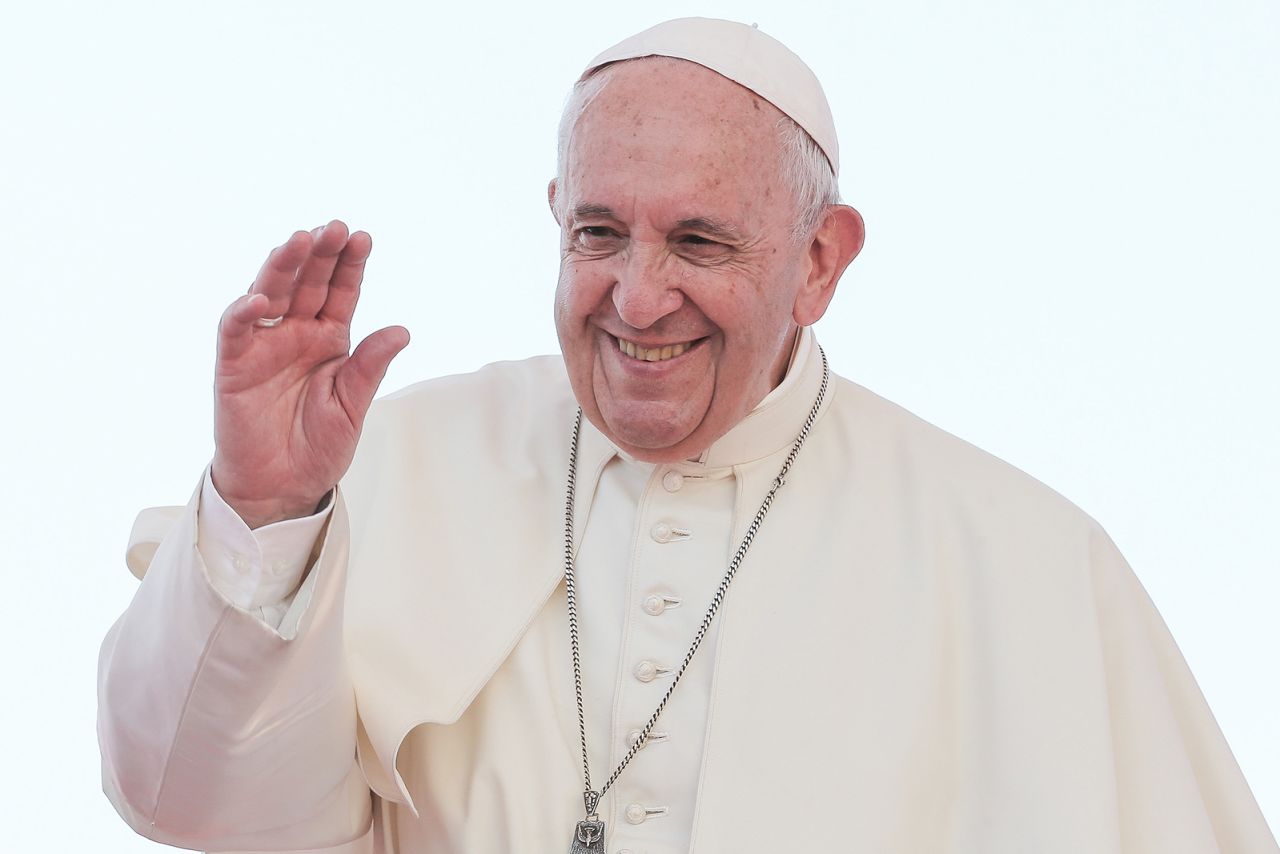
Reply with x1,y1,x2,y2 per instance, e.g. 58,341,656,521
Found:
582,17,840,177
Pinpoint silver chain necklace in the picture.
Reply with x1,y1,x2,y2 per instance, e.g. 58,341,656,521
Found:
562,348,830,854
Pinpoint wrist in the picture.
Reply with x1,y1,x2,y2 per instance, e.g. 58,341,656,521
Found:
228,494,331,530
209,467,331,529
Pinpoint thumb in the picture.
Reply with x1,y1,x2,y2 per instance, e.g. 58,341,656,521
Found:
334,325,411,425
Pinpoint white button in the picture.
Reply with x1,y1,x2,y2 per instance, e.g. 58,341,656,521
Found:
650,522,672,543
662,471,684,492
642,595,666,616
633,660,658,682
622,804,668,824
231,554,251,574
269,559,289,576
627,729,669,749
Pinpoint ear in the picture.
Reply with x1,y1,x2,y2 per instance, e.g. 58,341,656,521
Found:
792,205,865,326
547,178,561,225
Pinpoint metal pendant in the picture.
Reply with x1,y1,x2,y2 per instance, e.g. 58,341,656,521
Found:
567,819,606,854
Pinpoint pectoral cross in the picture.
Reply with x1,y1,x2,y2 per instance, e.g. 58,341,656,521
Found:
566,791,606,854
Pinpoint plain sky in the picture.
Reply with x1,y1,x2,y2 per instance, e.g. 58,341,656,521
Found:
1,0,1276,850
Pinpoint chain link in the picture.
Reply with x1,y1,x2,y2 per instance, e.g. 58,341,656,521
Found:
563,410,591,794
563,348,830,815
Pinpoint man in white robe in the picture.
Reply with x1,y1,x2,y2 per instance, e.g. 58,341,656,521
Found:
98,17,1278,854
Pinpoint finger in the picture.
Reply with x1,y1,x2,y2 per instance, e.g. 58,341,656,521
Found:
333,325,410,425
287,219,350,319
317,230,373,325
249,230,313,315
217,293,273,361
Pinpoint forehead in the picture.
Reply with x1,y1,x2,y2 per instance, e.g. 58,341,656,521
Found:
563,58,789,224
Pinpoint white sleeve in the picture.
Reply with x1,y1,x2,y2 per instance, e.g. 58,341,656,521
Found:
99,475,372,851
198,468,332,629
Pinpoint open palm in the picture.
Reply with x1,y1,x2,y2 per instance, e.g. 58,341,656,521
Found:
211,221,409,528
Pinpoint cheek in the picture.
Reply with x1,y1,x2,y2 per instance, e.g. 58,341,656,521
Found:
711,270,792,340
555,259,611,325
706,266,803,373
554,263,612,383
553,269,572,327
553,269,589,346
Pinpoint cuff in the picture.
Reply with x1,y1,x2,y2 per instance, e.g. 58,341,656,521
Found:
196,468,333,611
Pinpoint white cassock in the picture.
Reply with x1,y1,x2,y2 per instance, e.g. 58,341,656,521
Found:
98,328,1278,853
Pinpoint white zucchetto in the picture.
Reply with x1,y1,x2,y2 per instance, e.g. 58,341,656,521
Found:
582,17,841,177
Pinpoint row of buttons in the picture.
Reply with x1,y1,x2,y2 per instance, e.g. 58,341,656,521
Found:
614,467,693,852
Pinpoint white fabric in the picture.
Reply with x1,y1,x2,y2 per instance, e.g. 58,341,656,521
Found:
197,473,327,626
100,331,1279,853
584,17,841,176
191,330,815,850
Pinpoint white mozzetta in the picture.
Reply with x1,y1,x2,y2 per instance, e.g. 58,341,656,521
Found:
99,328,1278,853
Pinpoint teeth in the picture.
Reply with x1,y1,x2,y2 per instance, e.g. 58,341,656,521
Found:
617,338,691,362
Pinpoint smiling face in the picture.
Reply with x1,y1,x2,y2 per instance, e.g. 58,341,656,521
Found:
551,58,843,462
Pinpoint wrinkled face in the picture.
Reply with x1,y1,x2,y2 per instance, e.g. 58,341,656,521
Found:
552,58,819,462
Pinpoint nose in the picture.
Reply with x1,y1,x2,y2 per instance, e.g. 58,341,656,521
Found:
611,243,684,330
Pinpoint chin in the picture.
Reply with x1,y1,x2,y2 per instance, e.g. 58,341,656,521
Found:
594,401,707,461
605,415,694,456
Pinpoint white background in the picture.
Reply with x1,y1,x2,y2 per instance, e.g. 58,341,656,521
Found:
1,0,1275,849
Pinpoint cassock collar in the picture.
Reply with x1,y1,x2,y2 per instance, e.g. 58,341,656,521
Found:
578,326,829,474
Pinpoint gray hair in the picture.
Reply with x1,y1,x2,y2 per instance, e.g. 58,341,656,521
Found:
555,62,841,242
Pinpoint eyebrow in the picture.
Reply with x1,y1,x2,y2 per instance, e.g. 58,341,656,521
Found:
571,205,744,242
571,204,618,221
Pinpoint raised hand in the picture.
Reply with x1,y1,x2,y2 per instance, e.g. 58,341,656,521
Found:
210,221,410,528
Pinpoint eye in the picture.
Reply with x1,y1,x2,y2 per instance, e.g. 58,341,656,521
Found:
571,225,622,248
675,233,730,257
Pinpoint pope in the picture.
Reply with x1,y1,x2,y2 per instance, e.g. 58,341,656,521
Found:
98,17,1277,854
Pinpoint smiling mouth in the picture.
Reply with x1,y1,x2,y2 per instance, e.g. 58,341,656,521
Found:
615,335,705,362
